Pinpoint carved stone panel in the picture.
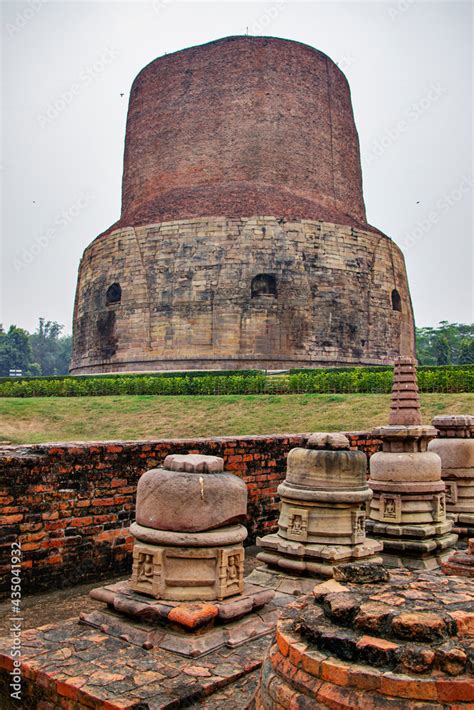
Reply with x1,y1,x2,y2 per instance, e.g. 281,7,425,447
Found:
380,494,402,524
351,510,366,544
433,493,446,523
286,508,309,542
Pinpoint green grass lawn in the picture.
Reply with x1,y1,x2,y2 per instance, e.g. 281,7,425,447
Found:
0,393,472,444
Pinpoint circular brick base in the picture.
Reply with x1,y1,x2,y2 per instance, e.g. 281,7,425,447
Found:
254,570,474,708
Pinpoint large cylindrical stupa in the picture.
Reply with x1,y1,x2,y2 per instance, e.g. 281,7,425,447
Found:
71,36,415,373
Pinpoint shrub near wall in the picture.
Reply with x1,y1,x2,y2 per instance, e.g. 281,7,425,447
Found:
0,365,472,396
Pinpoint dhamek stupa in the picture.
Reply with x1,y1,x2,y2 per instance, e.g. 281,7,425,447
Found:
71,36,415,373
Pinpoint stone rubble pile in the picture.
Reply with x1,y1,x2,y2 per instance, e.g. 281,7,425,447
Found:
254,563,474,708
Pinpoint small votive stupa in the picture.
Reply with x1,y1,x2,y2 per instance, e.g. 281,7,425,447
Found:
429,415,474,536
256,432,383,577
84,454,275,656
366,358,458,569
130,453,248,600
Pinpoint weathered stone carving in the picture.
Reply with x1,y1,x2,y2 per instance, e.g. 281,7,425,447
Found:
256,433,382,577
130,454,248,601
429,415,474,535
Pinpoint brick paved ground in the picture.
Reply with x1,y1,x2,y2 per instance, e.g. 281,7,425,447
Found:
0,548,270,709
0,617,270,708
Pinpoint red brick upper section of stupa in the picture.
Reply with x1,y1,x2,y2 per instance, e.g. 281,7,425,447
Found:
109,36,375,234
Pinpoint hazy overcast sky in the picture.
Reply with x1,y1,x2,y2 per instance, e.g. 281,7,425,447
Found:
1,0,472,334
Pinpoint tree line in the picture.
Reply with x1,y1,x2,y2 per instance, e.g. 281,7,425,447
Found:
0,319,72,376
416,321,474,366
0,319,472,377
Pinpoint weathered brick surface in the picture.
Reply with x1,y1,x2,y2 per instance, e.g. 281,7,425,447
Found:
0,618,270,709
255,570,474,708
0,432,380,597
71,36,415,374
119,36,368,231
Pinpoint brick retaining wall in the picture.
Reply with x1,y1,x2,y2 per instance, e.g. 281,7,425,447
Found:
0,432,382,597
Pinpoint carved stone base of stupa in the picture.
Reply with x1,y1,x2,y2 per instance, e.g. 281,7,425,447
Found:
255,533,383,578
129,523,247,601
366,518,458,569
81,579,276,657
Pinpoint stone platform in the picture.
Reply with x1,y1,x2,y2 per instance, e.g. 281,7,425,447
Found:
82,579,276,657
0,569,296,709
0,618,270,709
256,534,382,577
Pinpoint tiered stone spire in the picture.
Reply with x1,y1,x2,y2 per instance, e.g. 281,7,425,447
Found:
388,357,422,426
366,358,458,569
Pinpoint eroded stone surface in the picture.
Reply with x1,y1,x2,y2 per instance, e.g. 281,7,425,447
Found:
430,415,474,536
333,562,390,584
258,434,382,576
163,454,224,473
136,465,247,532
307,432,350,450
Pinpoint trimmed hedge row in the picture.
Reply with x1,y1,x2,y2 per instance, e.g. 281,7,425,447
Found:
0,369,260,384
0,366,472,397
287,368,473,394
0,374,268,397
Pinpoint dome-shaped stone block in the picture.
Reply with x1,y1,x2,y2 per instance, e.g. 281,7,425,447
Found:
136,468,247,533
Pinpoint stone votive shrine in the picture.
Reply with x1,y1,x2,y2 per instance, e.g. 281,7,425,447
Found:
429,415,474,536
129,453,248,601
443,538,474,578
256,433,383,577
366,358,458,569
83,454,275,656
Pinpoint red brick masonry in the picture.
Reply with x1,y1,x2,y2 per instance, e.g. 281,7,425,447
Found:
0,433,381,597
115,36,369,233
255,570,474,708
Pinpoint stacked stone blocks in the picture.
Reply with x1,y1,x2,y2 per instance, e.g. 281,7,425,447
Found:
366,358,458,569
